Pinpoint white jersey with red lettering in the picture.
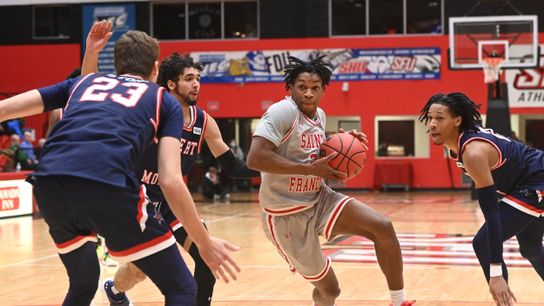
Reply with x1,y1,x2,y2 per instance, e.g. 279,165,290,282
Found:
253,96,326,215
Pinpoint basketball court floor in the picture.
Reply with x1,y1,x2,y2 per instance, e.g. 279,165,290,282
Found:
1,190,542,305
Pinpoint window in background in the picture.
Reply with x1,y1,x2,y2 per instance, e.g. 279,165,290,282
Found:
189,2,221,39
331,0,366,36
33,5,71,39
224,1,258,38
407,0,442,34
369,0,403,35
153,3,186,39
375,116,429,158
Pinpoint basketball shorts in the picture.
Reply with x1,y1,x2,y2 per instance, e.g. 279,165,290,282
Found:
501,187,544,217
261,185,353,281
31,175,176,264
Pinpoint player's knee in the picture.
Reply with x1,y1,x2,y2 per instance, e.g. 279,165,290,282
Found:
371,217,395,241
472,233,486,254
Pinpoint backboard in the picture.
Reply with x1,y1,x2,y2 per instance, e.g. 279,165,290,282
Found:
449,15,539,69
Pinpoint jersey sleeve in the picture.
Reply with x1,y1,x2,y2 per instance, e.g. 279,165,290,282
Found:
37,77,80,112
253,101,297,147
157,92,183,139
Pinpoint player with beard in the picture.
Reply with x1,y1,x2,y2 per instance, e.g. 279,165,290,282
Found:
100,52,259,306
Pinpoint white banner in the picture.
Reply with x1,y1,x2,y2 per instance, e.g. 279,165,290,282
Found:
0,179,33,219
506,45,544,108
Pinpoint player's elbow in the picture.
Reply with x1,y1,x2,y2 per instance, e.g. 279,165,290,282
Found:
158,174,183,193
246,151,261,170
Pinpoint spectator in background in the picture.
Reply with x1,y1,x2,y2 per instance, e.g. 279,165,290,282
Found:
202,166,230,202
6,118,24,137
20,130,38,165
0,134,34,171
229,139,245,161
35,138,46,160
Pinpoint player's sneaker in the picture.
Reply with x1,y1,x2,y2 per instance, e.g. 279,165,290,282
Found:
104,279,132,306
389,301,416,306
101,253,119,267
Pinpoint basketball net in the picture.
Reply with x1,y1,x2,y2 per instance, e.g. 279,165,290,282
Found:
482,57,505,84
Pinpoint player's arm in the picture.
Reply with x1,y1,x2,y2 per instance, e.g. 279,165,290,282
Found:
0,90,44,122
158,137,240,282
81,20,112,75
462,141,502,262
462,141,516,304
204,114,259,178
247,136,344,179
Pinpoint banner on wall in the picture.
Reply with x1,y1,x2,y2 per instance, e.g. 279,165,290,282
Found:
82,4,136,74
191,48,441,83
506,45,544,108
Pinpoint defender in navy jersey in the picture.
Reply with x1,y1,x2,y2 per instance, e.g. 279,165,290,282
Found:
420,93,544,306
85,52,257,306
0,25,239,306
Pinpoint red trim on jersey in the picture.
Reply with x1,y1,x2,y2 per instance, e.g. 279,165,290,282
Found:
136,186,149,232
170,219,181,229
280,118,298,144
264,205,312,216
302,256,331,281
66,73,94,109
183,106,197,131
108,231,174,257
266,214,296,272
197,111,208,154
303,112,321,126
55,234,97,249
152,87,164,143
461,137,505,170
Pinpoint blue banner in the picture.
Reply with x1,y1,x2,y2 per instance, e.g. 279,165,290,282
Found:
191,48,441,83
82,4,136,74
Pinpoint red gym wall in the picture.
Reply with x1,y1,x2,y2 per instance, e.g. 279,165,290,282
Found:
1,35,543,189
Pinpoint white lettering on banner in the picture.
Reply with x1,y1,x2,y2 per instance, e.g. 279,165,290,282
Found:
506,45,544,108
0,187,19,211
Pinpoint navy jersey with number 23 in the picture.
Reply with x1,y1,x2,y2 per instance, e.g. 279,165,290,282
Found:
35,73,183,189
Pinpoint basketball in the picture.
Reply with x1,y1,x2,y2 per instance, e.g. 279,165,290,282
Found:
319,133,367,179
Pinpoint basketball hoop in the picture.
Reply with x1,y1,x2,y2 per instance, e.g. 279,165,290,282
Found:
482,57,505,83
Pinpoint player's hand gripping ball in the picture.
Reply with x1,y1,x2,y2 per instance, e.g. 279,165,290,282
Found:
319,133,367,180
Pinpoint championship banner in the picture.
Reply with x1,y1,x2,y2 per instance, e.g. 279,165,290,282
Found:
191,48,441,83
82,4,136,74
506,45,544,108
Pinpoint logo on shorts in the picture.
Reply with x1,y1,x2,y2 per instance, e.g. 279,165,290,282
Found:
537,190,543,203
153,207,164,225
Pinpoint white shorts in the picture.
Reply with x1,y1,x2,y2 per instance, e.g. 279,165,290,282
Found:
261,185,353,281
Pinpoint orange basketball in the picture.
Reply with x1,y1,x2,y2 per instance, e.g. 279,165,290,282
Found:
319,133,367,179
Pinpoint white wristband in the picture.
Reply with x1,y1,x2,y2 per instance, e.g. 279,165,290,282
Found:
490,265,502,277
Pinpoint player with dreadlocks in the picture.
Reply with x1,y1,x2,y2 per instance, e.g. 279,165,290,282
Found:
247,56,415,306
420,93,544,306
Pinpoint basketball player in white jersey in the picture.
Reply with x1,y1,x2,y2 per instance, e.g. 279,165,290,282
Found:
247,56,415,306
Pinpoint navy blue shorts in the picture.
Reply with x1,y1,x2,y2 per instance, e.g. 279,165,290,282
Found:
501,187,544,217
32,175,176,263
154,201,200,234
